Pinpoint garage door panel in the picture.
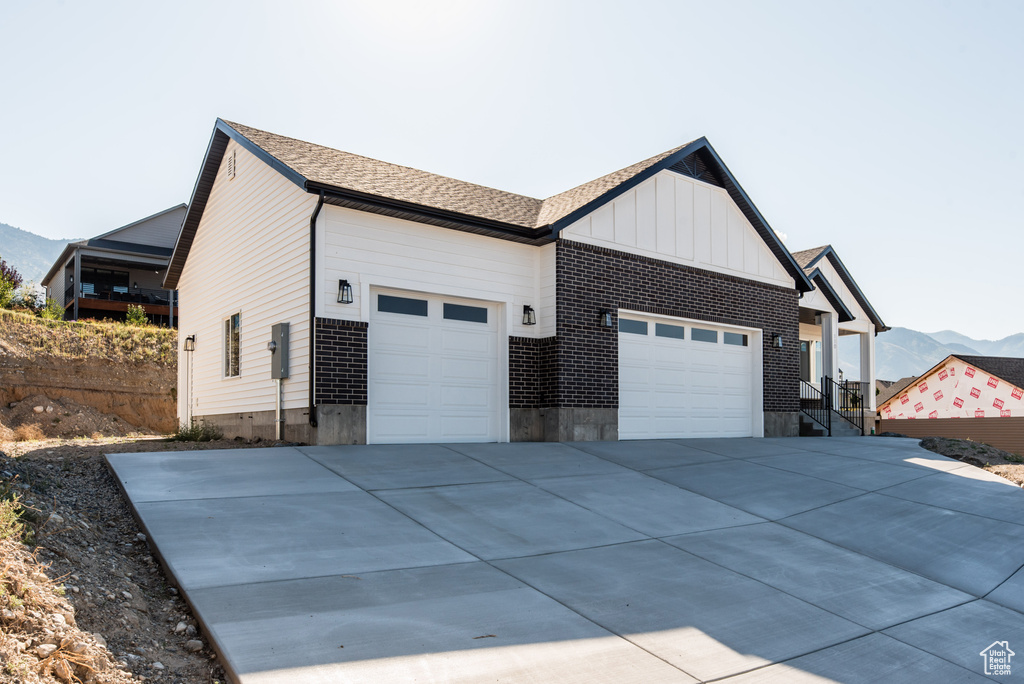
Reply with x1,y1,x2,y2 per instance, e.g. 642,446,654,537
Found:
369,290,501,444
619,315,755,440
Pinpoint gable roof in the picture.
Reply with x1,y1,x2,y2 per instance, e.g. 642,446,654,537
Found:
878,354,1024,412
792,245,888,332
165,119,813,290
94,204,187,244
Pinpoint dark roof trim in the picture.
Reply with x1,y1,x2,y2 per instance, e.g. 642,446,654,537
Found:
41,243,79,286
808,270,855,322
549,139,812,292
802,246,888,332
94,204,187,241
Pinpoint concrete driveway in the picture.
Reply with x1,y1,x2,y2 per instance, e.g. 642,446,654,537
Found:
106,437,1024,683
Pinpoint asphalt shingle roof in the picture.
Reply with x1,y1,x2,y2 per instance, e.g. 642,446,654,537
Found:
224,120,687,230
791,246,829,271
955,356,1024,391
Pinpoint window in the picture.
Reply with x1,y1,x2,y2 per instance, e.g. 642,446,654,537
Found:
443,303,488,323
224,313,240,377
378,294,428,316
691,327,718,343
619,319,648,335
724,332,748,346
655,323,686,340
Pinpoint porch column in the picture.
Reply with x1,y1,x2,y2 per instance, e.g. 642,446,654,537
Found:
820,312,839,384
73,250,81,321
861,328,876,411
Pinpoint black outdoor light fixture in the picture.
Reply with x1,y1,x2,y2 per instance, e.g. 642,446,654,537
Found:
523,305,536,326
183,335,196,352
771,333,783,348
599,309,614,328
337,279,354,304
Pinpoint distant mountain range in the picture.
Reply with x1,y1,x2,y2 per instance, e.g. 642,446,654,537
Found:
0,222,78,284
841,328,1024,382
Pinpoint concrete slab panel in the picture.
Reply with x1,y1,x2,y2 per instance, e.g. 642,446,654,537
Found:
568,439,728,470
884,600,1024,676
191,563,696,684
298,444,512,490
136,491,473,590
649,460,865,520
444,442,631,481
665,523,972,630
672,438,814,459
494,540,867,681
877,469,1024,525
534,472,764,537
376,481,645,560
986,566,1024,614
719,633,990,683
106,449,355,502
748,452,930,491
784,494,1024,596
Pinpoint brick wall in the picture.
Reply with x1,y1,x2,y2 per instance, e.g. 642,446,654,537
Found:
509,336,558,409
556,240,800,412
314,317,368,405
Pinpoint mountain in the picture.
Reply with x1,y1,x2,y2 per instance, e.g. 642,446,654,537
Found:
840,327,1024,382
0,222,77,285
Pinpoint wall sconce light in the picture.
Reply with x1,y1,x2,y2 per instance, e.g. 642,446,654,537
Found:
183,335,196,352
771,333,783,348
337,279,354,304
133,281,138,290
599,309,614,328
522,305,536,326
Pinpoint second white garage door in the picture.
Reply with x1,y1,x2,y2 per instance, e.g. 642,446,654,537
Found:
368,290,502,444
618,314,757,439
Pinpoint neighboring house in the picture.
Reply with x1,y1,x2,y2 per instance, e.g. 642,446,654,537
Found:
42,206,186,325
164,119,886,445
878,355,1024,454
791,245,889,416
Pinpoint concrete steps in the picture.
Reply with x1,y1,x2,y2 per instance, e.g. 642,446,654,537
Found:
799,412,863,437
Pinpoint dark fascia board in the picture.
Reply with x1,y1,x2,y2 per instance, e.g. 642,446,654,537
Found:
808,269,855,322
94,204,188,241
41,242,83,287
804,246,888,332
549,138,813,292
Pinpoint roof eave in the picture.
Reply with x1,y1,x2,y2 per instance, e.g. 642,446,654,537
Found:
818,247,889,332
807,269,855,322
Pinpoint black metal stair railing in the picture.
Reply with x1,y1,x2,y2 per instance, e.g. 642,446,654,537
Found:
826,377,865,435
800,380,831,435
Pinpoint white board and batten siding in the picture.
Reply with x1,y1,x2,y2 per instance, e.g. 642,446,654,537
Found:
562,170,794,289
813,257,874,334
176,140,316,420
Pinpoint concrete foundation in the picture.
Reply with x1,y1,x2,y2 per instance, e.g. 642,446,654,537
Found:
542,408,618,442
196,408,316,444
315,405,367,445
510,409,545,442
764,411,800,437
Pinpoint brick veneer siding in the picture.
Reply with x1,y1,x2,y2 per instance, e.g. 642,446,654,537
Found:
314,317,368,405
509,336,558,409
555,240,800,413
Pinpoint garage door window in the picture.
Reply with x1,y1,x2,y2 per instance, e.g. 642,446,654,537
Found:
443,303,488,323
691,327,718,343
724,332,748,346
378,294,428,316
655,323,686,340
619,319,648,335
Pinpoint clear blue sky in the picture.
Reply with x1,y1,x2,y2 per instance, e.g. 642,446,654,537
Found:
1,0,1021,338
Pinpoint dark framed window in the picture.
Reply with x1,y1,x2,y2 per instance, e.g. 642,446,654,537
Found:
619,319,648,335
224,313,240,377
655,323,686,340
724,332,748,346
443,303,488,323
378,294,428,317
691,327,718,343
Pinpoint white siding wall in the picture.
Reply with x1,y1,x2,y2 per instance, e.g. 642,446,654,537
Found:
176,140,316,420
318,206,546,337
106,206,187,249
49,261,67,309
815,258,871,326
563,170,794,288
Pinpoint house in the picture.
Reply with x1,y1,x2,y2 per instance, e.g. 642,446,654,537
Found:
164,119,886,444
878,355,1024,453
41,205,186,325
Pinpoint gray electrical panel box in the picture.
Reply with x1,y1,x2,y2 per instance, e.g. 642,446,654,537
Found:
269,323,290,379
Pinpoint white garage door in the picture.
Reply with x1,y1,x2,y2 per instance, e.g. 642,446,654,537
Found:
619,314,756,439
368,290,502,444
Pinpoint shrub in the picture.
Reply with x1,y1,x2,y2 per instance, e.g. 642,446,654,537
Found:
13,424,45,442
172,420,223,442
126,304,148,326
0,256,22,309
40,297,64,321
